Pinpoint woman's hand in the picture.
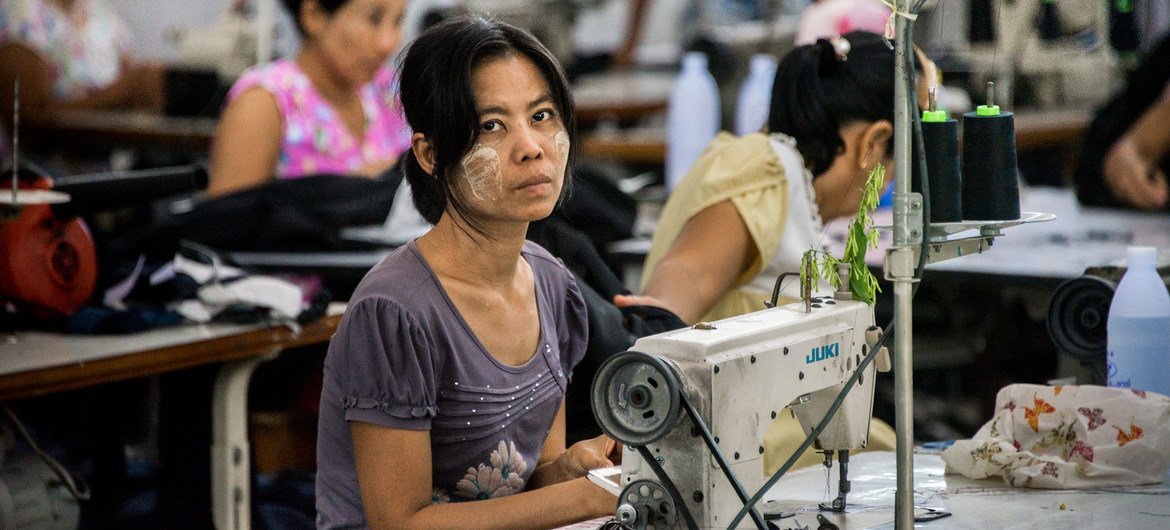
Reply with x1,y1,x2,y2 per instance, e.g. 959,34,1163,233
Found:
559,435,622,478
540,435,622,485
1103,137,1170,210
613,293,669,310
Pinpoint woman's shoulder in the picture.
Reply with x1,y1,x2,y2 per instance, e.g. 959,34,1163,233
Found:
347,242,440,313
522,241,572,280
227,58,308,103
522,241,582,297
704,132,782,173
686,132,786,196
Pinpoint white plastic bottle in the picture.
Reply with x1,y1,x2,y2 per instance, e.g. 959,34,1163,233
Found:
734,54,777,136
665,52,720,191
1107,246,1170,397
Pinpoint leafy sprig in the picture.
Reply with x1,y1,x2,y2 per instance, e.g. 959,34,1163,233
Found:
801,163,885,305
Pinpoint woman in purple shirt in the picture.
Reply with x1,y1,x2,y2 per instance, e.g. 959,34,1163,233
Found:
316,16,618,529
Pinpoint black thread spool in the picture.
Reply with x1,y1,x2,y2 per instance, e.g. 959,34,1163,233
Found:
912,108,962,223
961,84,1021,221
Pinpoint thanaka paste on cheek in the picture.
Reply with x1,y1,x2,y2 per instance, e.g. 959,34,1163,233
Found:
554,131,570,179
461,146,502,200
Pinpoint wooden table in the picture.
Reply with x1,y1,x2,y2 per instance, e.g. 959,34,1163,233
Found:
578,108,1093,167
572,70,674,125
19,69,677,153
24,109,218,152
1013,108,1093,152
0,306,344,530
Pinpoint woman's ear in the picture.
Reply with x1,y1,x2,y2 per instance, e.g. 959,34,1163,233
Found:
858,120,893,170
411,132,437,175
301,0,328,39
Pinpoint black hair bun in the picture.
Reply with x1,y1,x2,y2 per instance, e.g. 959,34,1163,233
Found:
814,38,843,74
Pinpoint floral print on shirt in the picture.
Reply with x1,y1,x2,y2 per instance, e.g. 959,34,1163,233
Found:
0,0,129,99
226,59,411,179
432,440,530,503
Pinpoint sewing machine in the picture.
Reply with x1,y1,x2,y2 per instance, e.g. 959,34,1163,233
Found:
592,297,891,529
917,0,1120,109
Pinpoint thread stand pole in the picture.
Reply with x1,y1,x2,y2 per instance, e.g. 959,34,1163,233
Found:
891,12,919,530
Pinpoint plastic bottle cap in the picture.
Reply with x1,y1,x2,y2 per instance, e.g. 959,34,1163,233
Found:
976,105,1001,116
682,52,708,71
749,54,776,73
922,110,948,122
1126,246,1157,268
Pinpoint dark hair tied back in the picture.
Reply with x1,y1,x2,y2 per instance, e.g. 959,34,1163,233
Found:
768,31,913,176
814,38,845,74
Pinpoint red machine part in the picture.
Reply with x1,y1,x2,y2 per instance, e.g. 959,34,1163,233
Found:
0,176,97,317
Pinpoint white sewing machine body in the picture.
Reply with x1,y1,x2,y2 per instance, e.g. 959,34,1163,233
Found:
604,298,883,529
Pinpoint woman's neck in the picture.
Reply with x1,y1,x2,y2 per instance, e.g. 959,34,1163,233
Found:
417,215,530,288
295,44,357,106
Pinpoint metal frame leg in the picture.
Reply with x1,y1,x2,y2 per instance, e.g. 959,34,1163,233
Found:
211,348,279,530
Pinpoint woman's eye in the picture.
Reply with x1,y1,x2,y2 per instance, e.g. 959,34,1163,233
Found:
369,9,384,26
533,110,554,122
481,121,501,132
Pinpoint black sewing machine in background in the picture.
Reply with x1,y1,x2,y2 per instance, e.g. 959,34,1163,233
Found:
1048,263,1170,383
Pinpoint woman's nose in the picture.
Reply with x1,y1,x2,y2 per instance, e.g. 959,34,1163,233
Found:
514,125,544,162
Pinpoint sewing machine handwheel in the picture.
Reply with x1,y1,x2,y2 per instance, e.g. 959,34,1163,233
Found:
591,351,682,446
616,480,676,529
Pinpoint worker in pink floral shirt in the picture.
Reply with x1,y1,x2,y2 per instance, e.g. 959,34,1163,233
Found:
0,0,163,116
208,0,412,197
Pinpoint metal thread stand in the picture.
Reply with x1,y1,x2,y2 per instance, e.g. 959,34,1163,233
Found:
890,13,919,530
885,12,1054,528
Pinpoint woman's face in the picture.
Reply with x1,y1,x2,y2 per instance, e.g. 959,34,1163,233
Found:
307,0,406,86
453,53,569,225
813,120,894,220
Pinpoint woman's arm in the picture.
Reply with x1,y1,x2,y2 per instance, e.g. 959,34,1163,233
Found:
0,43,163,115
529,400,618,488
1103,94,1170,210
619,199,757,324
351,420,615,530
206,86,283,197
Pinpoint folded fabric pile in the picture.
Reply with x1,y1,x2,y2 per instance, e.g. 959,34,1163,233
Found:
942,383,1170,488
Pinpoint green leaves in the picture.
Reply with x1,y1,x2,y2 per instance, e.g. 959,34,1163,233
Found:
801,163,885,305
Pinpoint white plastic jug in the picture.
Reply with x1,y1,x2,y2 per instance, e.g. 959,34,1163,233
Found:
665,52,720,191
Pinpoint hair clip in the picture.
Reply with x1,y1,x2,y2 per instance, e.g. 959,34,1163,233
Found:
829,36,851,62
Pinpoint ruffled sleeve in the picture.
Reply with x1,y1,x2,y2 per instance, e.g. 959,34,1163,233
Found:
325,296,438,430
558,271,589,382
643,132,789,289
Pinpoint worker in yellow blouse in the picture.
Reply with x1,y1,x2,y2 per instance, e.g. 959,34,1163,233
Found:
618,31,937,471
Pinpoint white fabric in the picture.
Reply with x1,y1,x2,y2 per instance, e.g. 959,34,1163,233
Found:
741,133,826,301
942,383,1170,489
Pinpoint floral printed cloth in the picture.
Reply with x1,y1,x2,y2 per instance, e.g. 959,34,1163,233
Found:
942,384,1170,488
0,0,130,100
432,440,529,503
226,59,411,179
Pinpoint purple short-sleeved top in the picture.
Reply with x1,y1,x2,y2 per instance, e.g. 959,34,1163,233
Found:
316,240,589,529
226,59,412,179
